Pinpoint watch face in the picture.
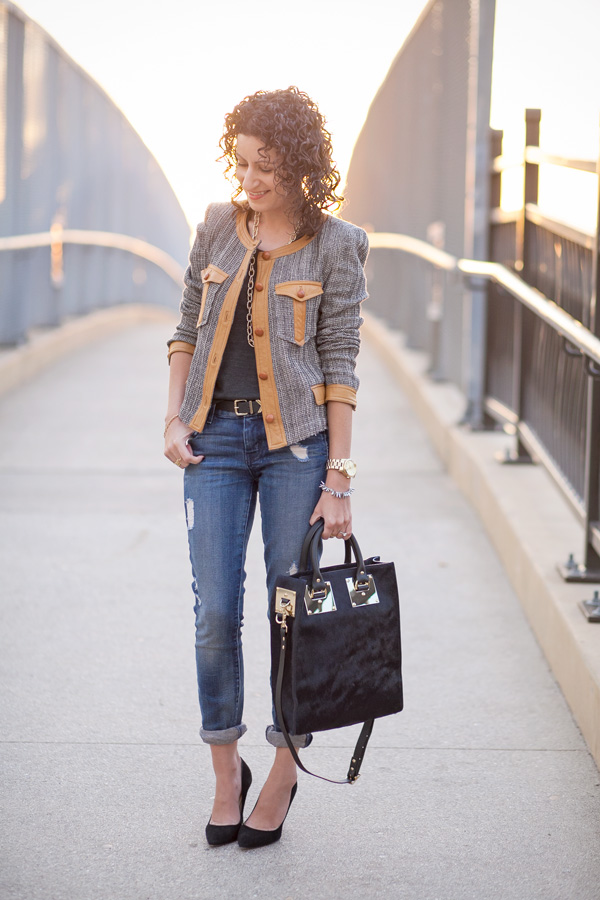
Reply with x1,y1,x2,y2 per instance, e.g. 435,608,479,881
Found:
345,460,357,478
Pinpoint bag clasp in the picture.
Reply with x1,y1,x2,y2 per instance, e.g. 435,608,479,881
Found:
304,581,336,615
346,573,379,607
275,587,296,630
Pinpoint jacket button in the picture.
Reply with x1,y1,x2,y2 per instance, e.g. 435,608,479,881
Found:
297,288,305,298
255,328,264,337
255,282,264,291
262,251,271,260
259,372,268,380
265,414,275,423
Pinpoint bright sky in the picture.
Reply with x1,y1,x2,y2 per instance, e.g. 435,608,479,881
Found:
490,0,600,231
13,0,426,225
14,0,600,232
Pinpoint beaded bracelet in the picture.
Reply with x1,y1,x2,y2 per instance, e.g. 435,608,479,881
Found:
319,481,355,499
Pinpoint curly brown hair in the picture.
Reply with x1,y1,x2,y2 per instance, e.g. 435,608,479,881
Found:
220,87,343,237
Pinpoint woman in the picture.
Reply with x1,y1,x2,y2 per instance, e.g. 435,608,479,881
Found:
164,87,368,848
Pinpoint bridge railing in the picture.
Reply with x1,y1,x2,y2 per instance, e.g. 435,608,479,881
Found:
0,227,185,332
366,219,600,588
0,1,190,346
363,99,600,590
486,110,599,586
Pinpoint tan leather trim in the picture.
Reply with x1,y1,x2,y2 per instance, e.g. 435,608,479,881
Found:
325,384,358,409
311,383,326,405
295,303,306,345
167,340,195,361
189,249,254,433
253,255,287,449
274,281,323,301
197,284,209,326
267,232,315,258
237,209,316,258
275,280,323,345
201,264,229,284
197,265,230,326
236,209,261,250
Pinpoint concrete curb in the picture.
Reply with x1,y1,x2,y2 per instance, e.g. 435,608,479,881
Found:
0,304,177,397
362,310,600,770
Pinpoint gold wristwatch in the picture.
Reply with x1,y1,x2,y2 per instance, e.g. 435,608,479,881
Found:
325,458,357,479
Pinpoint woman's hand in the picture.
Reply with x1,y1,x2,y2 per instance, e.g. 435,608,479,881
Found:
309,488,352,540
164,417,204,469
313,400,354,539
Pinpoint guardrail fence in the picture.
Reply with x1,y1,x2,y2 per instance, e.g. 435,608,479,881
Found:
344,0,599,589
0,1,190,346
365,109,600,590
485,110,600,586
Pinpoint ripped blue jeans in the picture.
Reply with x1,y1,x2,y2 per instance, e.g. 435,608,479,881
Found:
183,405,328,747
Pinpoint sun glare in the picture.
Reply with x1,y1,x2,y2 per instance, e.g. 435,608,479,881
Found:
10,0,600,237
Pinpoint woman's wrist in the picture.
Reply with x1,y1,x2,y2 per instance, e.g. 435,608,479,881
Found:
164,413,180,437
322,466,355,499
325,468,353,489
319,481,354,499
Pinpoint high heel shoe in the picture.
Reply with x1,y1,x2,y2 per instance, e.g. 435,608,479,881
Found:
237,782,297,849
205,758,252,846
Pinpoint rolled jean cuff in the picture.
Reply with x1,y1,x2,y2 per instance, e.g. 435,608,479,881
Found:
265,725,313,749
200,723,247,745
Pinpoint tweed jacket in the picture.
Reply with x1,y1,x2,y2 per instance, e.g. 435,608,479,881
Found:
167,203,369,449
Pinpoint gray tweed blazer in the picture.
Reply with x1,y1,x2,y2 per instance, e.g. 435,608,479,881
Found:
168,203,369,449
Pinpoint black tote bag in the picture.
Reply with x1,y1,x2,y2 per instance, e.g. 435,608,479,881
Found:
270,520,403,783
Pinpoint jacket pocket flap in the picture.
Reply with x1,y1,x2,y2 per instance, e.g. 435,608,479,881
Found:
201,264,229,285
275,281,323,302
311,383,326,405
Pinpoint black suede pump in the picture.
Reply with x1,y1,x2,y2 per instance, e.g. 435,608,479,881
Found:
205,758,252,846
237,782,297,849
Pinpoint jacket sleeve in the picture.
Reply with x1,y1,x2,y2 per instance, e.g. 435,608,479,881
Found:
316,225,369,407
166,206,212,361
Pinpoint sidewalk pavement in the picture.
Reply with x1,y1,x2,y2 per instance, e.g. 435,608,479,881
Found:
1,318,599,900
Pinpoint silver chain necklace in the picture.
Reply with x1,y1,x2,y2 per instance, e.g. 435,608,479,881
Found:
245,211,298,348
245,212,260,348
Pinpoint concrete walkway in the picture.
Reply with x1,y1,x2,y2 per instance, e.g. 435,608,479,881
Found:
1,319,599,900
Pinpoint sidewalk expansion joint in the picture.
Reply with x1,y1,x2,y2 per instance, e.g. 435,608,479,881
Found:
0,740,588,753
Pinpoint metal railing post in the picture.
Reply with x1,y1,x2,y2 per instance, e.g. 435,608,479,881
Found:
489,129,503,211
483,127,504,426
523,110,541,215
461,0,496,428
566,120,600,584
426,221,445,380
511,109,541,460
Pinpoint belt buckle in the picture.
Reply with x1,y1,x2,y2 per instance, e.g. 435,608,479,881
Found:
233,399,261,416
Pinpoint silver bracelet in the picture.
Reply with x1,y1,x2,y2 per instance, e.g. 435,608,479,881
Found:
319,481,355,499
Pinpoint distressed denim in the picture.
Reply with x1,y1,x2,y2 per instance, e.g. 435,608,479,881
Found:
183,406,328,746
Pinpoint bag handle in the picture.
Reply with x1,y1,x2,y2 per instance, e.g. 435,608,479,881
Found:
306,521,370,596
299,519,357,571
299,520,325,571
274,617,374,784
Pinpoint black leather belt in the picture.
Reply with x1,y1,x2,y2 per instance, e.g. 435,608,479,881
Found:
214,399,262,416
